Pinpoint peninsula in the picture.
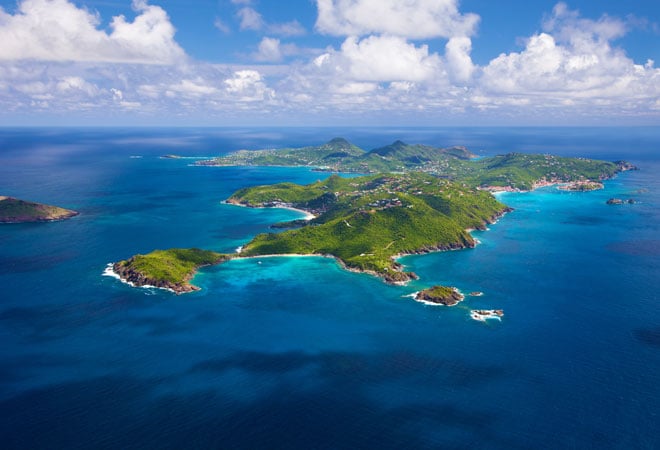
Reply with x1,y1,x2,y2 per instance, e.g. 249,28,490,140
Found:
110,138,638,294
0,196,79,223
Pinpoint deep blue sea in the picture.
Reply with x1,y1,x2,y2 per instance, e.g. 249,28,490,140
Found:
1,127,659,449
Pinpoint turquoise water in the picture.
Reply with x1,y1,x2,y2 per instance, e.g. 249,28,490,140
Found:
0,127,659,448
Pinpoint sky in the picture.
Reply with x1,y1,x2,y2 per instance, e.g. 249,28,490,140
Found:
0,0,658,126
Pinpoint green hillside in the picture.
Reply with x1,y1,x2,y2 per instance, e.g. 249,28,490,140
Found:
231,173,508,283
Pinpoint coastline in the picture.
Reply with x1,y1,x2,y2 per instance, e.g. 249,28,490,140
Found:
108,195,512,293
223,199,317,221
102,263,177,294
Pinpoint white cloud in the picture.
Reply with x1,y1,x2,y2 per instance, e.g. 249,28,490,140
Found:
167,79,218,97
543,2,628,43
268,20,306,37
224,70,275,101
252,37,307,62
0,1,657,124
236,6,306,37
328,35,442,82
445,37,475,84
474,4,659,116
237,7,264,31
0,0,185,64
255,38,283,62
315,0,479,39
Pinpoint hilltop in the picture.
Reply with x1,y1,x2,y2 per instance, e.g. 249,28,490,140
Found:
0,196,79,223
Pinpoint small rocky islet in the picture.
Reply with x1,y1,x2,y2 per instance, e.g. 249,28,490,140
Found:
0,196,78,223
414,286,465,306
606,198,636,205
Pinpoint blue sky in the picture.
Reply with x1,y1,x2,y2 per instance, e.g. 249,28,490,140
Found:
0,0,658,126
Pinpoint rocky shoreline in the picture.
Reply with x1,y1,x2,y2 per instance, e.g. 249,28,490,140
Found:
111,260,200,294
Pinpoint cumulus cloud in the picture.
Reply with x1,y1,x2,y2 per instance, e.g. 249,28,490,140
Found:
0,1,657,124
445,37,475,84
480,5,658,99
224,70,275,102
313,35,442,83
340,35,441,82
0,0,185,64
315,0,479,39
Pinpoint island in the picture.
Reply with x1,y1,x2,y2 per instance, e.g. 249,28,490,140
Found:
0,196,79,223
197,138,637,191
109,138,639,295
112,249,231,294
415,286,465,306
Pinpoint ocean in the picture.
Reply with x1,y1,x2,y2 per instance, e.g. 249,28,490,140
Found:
0,127,658,449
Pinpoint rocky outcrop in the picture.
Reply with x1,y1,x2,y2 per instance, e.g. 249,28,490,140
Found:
415,286,465,306
606,198,636,205
614,161,639,171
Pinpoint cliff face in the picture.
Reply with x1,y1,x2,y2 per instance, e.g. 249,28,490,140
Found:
0,196,79,223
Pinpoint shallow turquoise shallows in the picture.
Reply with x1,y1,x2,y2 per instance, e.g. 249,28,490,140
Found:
1,127,659,449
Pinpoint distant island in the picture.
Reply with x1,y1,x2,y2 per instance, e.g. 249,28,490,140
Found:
0,196,79,223
110,138,638,294
197,137,636,191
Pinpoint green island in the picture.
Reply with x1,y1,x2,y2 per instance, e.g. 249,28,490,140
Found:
112,248,231,294
0,196,79,223
415,285,465,306
111,138,637,293
196,138,636,191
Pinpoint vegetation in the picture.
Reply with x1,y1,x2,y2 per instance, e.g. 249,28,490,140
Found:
0,196,79,223
230,173,508,283
113,248,231,293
